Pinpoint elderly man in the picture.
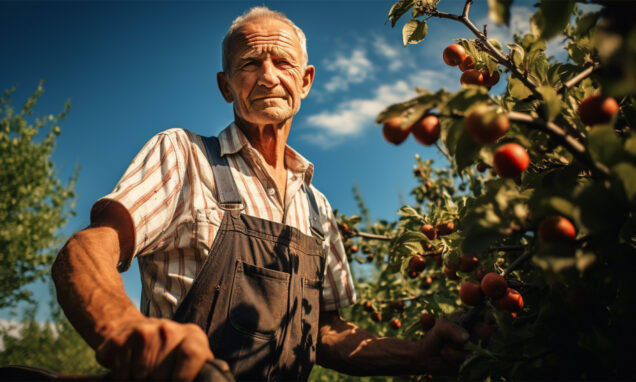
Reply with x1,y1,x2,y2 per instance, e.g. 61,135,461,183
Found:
52,6,468,381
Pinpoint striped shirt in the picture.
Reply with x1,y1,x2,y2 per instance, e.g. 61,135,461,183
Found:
91,123,357,318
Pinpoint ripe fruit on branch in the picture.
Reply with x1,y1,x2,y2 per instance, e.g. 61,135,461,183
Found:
475,266,487,281
350,245,359,253
411,115,440,146
460,281,484,306
538,215,577,242
493,143,530,178
578,95,619,126
444,267,459,280
443,44,467,66
460,69,485,87
421,276,433,289
421,224,437,240
409,254,427,273
420,313,436,330
371,312,382,322
476,161,489,172
459,56,475,72
496,288,524,311
382,116,410,145
390,300,405,311
465,105,510,144
390,318,402,329
436,221,455,236
366,253,375,261
363,301,374,312
483,70,500,87
458,253,479,273
480,273,508,299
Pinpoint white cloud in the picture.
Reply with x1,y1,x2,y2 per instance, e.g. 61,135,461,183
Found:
322,49,373,92
373,36,405,71
302,69,456,149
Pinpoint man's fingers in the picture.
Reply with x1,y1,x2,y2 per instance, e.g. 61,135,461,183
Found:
169,337,215,381
440,343,468,365
435,318,470,344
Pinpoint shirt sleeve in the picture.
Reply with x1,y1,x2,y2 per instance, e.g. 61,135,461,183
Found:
313,188,358,311
90,129,186,271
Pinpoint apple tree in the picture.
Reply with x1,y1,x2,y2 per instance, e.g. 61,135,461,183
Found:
312,0,636,380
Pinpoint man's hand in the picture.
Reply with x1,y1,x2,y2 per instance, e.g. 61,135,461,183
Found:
95,318,215,381
415,318,470,374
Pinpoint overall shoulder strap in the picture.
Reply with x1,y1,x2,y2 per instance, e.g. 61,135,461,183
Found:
303,183,325,241
201,136,243,210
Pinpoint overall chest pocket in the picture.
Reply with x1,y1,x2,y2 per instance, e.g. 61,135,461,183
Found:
228,260,290,339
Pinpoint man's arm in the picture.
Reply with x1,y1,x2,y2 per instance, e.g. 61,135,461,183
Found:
316,310,468,376
51,202,214,381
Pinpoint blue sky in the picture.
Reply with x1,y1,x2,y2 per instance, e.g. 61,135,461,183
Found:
1,0,550,319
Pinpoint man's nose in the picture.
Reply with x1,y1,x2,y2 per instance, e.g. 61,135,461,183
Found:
256,60,279,88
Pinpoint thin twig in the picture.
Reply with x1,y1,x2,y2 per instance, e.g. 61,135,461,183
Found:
560,64,597,92
503,251,532,277
354,231,391,241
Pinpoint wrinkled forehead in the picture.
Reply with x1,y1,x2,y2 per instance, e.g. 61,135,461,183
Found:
230,18,303,60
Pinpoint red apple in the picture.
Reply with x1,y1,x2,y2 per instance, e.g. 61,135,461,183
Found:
465,106,510,144
578,95,619,126
409,254,427,273
460,69,485,86
443,44,467,66
460,281,484,306
496,288,524,311
382,116,410,145
480,273,508,299
538,215,577,242
483,70,500,87
459,56,475,72
436,221,455,236
493,143,530,178
390,318,402,329
411,115,440,146
458,253,479,273
421,224,437,240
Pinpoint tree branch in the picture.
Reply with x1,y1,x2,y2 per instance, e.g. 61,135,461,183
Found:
559,64,598,93
507,111,610,177
353,231,391,241
426,2,542,99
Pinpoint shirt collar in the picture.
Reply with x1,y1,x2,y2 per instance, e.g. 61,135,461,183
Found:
217,122,315,184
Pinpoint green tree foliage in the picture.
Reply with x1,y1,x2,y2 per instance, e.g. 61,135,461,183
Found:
0,286,106,375
312,1,636,380
0,82,76,309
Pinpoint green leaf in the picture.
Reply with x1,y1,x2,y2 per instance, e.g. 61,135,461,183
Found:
388,0,414,27
487,0,513,26
507,77,533,100
402,19,427,46
507,43,525,67
612,162,636,208
538,85,561,122
588,126,624,167
454,130,481,171
531,0,575,40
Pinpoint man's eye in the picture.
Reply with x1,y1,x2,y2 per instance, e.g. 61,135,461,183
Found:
242,61,258,69
276,60,293,69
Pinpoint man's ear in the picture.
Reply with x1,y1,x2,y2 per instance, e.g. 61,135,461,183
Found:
217,72,234,103
300,65,315,100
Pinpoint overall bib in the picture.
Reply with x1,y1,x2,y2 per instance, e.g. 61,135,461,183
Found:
173,136,326,381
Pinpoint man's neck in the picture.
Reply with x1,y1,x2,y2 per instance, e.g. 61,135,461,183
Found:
235,117,291,171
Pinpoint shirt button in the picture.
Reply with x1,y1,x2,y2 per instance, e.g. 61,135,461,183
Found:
267,188,276,196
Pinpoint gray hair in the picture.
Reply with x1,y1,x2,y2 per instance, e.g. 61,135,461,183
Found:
222,6,308,73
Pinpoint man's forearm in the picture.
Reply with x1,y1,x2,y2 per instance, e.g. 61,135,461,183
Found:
52,226,144,349
316,311,426,376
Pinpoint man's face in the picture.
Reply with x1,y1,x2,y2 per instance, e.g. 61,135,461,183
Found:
218,18,314,126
